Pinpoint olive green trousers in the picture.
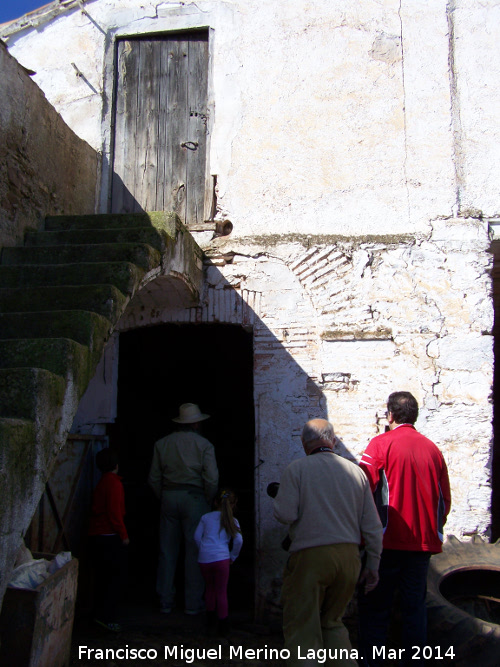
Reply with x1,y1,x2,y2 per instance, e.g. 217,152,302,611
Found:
281,543,361,667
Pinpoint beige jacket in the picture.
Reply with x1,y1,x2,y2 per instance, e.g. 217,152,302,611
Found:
148,430,219,503
274,451,383,570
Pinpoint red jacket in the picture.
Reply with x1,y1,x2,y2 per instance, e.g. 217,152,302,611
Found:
360,424,451,553
88,472,128,541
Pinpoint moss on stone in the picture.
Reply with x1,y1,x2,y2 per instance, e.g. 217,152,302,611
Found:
0,417,37,529
2,242,162,272
0,209,207,611
0,283,128,323
27,227,175,253
0,261,144,295
45,212,177,231
0,368,66,421
147,211,180,238
0,338,93,396
0,310,111,351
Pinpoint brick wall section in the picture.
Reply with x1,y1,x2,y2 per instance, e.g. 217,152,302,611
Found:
0,43,98,249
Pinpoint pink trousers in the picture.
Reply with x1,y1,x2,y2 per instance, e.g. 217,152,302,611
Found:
199,559,231,619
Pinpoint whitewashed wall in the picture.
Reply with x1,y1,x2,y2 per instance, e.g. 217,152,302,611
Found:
2,0,497,613
4,1,499,232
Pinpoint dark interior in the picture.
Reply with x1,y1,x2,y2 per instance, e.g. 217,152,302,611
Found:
108,322,255,611
439,568,500,624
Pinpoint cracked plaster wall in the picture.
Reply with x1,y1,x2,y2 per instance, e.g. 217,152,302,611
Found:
209,218,494,541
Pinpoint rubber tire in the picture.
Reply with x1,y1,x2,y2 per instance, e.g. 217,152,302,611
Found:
426,535,500,666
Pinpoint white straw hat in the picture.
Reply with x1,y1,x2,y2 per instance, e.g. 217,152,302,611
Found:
172,403,210,424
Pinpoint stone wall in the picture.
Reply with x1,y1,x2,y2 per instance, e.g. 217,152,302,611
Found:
0,42,98,248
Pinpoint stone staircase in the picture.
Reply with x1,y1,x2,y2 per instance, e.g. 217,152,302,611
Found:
0,211,202,609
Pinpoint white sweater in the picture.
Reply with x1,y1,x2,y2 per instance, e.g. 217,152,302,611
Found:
194,511,243,564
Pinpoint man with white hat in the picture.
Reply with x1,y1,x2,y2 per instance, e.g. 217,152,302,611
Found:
148,403,219,615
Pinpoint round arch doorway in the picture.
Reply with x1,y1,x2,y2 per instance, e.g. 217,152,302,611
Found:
109,322,255,613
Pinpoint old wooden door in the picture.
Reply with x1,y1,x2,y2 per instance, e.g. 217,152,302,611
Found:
111,31,210,224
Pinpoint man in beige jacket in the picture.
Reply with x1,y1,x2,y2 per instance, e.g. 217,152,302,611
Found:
149,403,218,615
274,419,383,666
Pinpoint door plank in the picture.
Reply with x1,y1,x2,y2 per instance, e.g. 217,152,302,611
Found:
112,40,141,213
186,36,209,224
156,40,169,211
135,40,162,212
166,37,189,222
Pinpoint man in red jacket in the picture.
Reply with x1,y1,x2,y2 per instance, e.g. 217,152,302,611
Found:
358,391,451,666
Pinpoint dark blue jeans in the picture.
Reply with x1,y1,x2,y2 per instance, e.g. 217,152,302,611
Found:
358,549,431,666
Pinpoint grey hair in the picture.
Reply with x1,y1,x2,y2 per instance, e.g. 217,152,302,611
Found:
302,420,335,446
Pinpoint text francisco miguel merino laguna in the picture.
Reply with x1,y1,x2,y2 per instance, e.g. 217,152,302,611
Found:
78,645,361,662
78,644,456,662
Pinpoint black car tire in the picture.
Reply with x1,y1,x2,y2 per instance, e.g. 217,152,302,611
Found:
426,535,500,666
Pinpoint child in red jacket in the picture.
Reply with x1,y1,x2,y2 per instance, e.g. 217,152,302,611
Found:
88,448,129,632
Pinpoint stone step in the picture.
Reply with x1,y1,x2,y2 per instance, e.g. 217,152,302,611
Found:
0,338,93,396
0,284,128,322
1,242,161,272
0,310,111,349
45,211,179,232
0,211,184,605
0,261,144,294
25,226,169,252
0,367,66,421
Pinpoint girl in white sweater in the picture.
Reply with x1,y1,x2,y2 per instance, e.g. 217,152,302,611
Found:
194,488,243,635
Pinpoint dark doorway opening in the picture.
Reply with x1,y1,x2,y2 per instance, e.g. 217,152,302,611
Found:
109,323,255,611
